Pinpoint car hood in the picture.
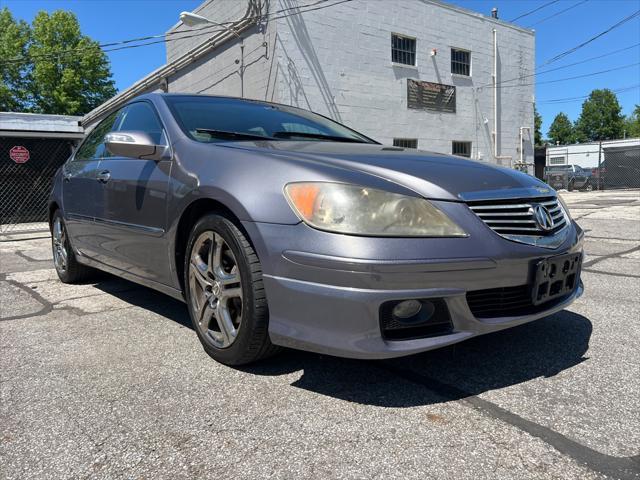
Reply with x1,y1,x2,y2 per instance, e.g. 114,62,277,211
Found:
221,141,553,201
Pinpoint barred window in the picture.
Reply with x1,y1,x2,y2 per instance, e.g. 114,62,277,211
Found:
451,48,471,76
392,34,416,66
549,156,566,165
452,141,471,157
393,138,418,149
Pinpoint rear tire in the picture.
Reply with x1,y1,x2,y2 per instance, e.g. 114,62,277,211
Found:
51,210,96,283
184,213,280,365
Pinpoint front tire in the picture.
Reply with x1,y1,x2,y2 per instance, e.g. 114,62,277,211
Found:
51,210,96,283
184,213,279,365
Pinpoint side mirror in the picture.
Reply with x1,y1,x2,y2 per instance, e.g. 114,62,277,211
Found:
104,131,168,160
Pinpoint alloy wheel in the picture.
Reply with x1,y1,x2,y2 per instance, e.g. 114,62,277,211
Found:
188,231,243,348
52,217,68,274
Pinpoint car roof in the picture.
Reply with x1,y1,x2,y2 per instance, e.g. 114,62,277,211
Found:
138,92,304,111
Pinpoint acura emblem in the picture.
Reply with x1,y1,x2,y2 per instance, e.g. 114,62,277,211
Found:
532,204,554,231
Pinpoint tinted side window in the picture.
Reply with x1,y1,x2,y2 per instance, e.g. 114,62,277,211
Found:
74,111,119,161
116,102,165,144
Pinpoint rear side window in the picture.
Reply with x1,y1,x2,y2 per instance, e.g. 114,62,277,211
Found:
115,102,165,145
74,111,119,161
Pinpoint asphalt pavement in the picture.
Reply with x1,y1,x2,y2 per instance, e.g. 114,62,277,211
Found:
1,189,639,479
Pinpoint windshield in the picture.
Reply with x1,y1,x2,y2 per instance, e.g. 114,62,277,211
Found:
165,96,375,144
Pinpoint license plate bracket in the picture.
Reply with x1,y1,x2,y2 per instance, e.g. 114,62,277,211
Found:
531,253,582,306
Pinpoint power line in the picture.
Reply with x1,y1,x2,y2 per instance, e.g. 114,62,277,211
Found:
0,0,352,67
540,9,640,67
526,0,589,28
538,84,640,104
496,62,640,88
484,42,640,88
509,0,560,22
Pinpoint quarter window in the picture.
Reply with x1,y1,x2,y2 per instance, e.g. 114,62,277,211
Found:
452,141,471,157
391,34,416,66
451,48,471,76
393,138,418,149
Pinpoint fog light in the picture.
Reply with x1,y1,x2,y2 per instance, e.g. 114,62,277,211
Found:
392,300,422,319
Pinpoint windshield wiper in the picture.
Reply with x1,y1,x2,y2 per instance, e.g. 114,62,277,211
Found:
195,128,275,141
271,131,369,143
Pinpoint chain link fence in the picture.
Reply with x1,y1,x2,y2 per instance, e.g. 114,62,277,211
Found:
543,143,640,192
0,137,74,234
596,145,640,190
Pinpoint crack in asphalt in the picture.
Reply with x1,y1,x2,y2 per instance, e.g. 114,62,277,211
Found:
380,364,640,480
0,274,53,321
582,245,640,269
582,268,640,279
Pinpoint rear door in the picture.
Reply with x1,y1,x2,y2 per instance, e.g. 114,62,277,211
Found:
92,101,174,285
61,112,118,258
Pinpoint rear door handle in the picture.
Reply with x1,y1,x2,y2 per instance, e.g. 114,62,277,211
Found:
97,170,111,183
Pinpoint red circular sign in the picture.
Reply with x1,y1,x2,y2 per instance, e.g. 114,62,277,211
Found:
9,146,30,164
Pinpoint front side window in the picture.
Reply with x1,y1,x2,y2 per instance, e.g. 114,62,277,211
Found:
165,96,374,144
115,102,165,145
391,34,416,66
74,111,119,161
452,141,471,158
393,138,418,149
451,48,471,76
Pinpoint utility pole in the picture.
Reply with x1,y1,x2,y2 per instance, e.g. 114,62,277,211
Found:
597,140,602,191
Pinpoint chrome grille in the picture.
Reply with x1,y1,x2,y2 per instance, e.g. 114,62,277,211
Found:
467,196,567,236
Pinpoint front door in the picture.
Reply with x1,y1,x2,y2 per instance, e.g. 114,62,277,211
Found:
93,101,173,286
61,112,118,258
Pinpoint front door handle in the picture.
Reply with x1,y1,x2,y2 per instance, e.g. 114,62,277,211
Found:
97,170,111,183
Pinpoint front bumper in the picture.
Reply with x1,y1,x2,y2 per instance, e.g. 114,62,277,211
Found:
241,205,585,359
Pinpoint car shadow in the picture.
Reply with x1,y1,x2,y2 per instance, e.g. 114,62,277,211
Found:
242,310,592,407
93,275,592,408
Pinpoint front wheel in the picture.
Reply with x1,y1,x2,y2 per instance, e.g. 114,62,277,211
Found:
184,213,279,365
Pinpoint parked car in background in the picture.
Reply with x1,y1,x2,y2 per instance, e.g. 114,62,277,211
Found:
544,164,592,191
49,93,584,365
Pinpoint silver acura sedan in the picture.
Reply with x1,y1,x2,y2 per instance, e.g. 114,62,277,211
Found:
49,93,583,365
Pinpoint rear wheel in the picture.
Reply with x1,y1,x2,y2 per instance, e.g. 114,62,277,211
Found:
184,213,279,365
51,210,96,283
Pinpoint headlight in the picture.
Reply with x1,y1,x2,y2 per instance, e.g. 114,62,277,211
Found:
557,194,572,220
284,182,467,237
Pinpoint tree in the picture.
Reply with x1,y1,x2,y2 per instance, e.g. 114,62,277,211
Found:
534,104,543,146
574,89,624,142
0,8,30,111
623,104,640,138
547,112,575,145
0,8,116,115
27,11,117,115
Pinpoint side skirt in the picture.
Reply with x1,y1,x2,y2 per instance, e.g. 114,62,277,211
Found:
77,254,186,303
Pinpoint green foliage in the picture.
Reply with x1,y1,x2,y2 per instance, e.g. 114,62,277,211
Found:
623,104,640,138
0,8,30,111
0,8,116,115
574,89,624,142
547,112,575,145
534,105,543,146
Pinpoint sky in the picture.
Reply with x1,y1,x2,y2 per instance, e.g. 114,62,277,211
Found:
2,0,640,136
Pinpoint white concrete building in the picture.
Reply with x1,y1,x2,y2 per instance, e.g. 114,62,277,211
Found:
83,0,536,167
546,138,640,169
